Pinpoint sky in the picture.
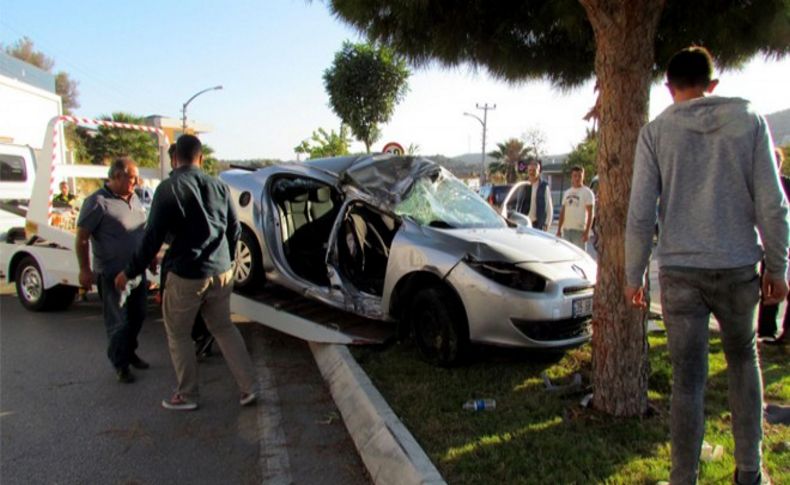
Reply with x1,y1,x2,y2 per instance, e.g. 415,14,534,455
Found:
2,0,789,161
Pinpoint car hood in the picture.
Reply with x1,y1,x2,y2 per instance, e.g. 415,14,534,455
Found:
424,226,587,264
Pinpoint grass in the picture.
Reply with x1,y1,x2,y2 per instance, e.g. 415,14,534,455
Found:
351,327,789,485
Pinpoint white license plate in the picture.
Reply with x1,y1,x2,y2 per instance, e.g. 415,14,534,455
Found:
573,297,593,318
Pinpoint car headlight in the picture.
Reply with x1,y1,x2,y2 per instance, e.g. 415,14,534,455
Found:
466,261,546,292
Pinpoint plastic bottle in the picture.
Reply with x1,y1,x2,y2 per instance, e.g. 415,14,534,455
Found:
463,399,496,411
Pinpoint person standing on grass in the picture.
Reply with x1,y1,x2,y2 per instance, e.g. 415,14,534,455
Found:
76,157,150,384
556,166,594,250
757,147,790,345
115,135,257,411
625,46,788,485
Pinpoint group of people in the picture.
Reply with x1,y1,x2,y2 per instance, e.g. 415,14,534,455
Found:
75,135,257,411
510,157,595,251
70,46,787,483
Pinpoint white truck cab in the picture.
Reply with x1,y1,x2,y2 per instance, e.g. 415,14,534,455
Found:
0,143,37,242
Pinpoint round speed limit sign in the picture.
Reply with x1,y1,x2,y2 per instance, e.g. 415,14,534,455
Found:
381,142,405,156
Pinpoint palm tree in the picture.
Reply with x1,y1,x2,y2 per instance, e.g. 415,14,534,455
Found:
488,138,530,183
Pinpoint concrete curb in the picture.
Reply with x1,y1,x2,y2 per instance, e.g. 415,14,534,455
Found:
309,342,446,485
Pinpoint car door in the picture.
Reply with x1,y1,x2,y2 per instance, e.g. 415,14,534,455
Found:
324,198,401,319
502,181,542,220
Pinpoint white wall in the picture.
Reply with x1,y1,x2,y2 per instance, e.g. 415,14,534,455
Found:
0,74,62,149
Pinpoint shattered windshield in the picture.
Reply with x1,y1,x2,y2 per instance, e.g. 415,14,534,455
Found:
394,170,507,229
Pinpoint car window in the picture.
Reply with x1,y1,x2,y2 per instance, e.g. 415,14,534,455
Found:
395,170,506,229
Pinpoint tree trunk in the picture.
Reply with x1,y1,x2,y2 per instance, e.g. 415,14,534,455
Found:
578,0,665,416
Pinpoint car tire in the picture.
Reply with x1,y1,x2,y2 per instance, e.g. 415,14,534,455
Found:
234,229,264,292
409,286,470,366
14,256,76,312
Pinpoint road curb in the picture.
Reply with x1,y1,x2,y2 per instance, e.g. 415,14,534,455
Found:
309,342,446,485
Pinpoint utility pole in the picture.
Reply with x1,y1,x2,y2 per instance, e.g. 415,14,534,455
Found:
464,103,496,186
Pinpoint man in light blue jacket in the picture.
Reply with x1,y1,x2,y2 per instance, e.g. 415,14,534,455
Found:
625,46,788,485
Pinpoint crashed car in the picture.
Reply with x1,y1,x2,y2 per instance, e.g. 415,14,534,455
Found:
220,154,596,365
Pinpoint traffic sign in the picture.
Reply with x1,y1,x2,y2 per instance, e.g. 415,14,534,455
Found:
381,142,405,156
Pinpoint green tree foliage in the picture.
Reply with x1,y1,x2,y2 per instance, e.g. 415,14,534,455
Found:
323,41,410,153
563,130,598,180
201,144,220,176
488,138,531,183
76,112,159,168
294,126,353,159
328,0,789,417
3,37,80,114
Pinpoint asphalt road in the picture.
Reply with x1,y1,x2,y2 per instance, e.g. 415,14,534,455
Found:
0,292,369,485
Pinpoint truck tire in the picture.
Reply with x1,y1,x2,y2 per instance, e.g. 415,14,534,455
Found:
233,229,264,292
14,256,76,312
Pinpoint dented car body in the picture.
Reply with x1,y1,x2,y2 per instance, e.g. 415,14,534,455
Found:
220,154,596,364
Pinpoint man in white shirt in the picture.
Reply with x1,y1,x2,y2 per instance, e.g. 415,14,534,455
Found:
556,166,595,250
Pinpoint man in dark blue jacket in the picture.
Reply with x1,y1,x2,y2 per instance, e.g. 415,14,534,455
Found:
116,135,257,411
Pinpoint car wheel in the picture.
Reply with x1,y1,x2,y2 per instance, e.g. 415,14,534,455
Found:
14,256,76,312
234,229,264,291
409,286,470,366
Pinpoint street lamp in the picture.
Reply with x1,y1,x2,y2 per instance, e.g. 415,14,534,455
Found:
181,85,223,133
464,103,496,187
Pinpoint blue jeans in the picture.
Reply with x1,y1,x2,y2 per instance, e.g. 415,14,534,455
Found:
659,265,763,485
97,272,146,370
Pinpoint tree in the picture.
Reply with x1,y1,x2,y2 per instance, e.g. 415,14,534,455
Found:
201,144,220,176
323,41,410,153
329,0,789,416
521,126,548,158
76,112,159,168
4,37,80,114
488,138,531,183
563,130,598,180
294,126,353,159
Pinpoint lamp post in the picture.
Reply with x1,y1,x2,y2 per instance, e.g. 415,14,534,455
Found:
464,103,496,187
181,85,223,133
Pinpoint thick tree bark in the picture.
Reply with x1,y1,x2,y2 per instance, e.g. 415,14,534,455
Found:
578,0,665,416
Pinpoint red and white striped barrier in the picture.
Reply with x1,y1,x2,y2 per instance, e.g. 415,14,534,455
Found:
47,116,168,223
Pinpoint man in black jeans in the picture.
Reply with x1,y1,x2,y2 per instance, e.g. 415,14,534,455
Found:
758,147,790,345
76,158,150,383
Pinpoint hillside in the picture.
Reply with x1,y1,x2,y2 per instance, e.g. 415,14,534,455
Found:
766,108,790,146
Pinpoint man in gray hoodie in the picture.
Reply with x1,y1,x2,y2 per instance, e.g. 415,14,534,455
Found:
625,46,788,485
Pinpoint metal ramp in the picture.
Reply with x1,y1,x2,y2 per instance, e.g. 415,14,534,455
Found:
230,285,395,345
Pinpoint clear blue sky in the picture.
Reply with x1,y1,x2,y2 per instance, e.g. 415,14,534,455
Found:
2,0,789,160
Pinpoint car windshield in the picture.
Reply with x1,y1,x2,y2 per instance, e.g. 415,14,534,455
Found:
394,170,506,229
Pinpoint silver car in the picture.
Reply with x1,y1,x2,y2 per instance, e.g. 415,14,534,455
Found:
220,154,596,365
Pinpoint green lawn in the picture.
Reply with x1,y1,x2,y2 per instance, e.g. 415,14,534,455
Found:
352,328,789,485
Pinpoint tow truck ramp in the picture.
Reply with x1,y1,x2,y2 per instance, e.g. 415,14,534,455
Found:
230,285,395,345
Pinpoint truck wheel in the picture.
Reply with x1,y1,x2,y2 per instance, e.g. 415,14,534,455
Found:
409,286,470,366
234,229,264,292
14,256,76,312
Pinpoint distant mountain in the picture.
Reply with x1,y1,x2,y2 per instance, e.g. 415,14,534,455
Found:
766,108,790,146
